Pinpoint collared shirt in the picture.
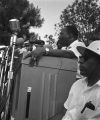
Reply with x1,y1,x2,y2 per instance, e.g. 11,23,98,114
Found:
56,40,85,79
67,40,85,58
67,40,86,79
62,78,100,120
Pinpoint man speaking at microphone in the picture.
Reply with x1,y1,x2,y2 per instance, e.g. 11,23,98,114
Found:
24,25,85,79
62,41,100,120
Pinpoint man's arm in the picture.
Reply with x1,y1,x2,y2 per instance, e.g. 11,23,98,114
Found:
24,47,77,66
46,49,77,59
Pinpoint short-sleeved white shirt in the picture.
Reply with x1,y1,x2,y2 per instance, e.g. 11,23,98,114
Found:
62,78,100,120
58,40,85,79
68,40,86,79
68,40,85,58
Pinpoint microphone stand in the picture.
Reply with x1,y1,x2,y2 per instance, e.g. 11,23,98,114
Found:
0,18,20,120
3,33,18,120
7,33,17,96
0,46,10,118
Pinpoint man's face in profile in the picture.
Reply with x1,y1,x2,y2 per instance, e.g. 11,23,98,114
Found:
58,28,74,47
79,51,100,78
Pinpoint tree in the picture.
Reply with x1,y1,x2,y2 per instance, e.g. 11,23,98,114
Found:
20,3,44,27
55,0,100,45
0,0,44,45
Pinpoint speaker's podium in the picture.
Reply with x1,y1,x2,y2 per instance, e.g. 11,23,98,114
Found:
11,55,77,120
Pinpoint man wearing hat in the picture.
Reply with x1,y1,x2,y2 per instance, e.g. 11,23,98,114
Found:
62,40,100,120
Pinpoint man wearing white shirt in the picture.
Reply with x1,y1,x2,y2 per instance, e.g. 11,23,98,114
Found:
68,40,85,79
57,38,85,79
62,40,100,120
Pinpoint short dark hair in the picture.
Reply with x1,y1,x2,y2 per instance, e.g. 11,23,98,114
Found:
65,25,78,40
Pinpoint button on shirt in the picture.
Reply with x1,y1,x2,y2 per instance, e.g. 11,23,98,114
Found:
63,78,100,120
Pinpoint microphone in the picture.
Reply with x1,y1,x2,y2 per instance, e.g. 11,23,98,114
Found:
9,19,20,32
81,101,95,113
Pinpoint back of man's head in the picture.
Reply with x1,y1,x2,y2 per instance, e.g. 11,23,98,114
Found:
65,25,78,40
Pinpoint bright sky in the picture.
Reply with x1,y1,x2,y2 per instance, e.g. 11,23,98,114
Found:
28,0,74,39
